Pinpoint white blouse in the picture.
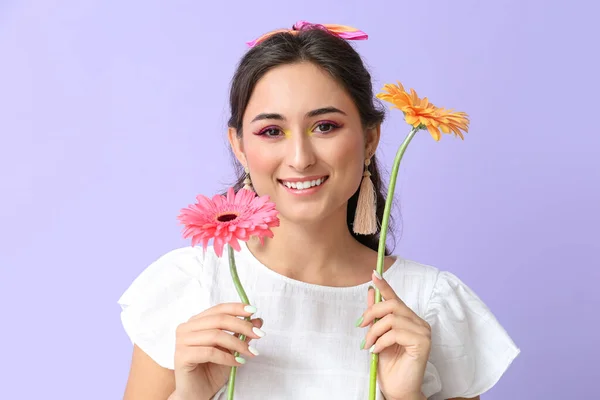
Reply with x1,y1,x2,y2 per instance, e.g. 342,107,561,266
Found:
118,243,520,399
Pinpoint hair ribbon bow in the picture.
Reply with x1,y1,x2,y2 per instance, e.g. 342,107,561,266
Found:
246,20,368,48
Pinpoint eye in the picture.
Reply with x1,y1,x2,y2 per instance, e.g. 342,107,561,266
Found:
313,122,341,134
255,126,283,138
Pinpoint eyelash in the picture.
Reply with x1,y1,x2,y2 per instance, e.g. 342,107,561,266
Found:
253,121,343,137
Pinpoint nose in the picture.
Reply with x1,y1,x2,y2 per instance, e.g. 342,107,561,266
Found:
285,130,316,171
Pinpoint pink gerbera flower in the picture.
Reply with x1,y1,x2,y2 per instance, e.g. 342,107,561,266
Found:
177,187,279,257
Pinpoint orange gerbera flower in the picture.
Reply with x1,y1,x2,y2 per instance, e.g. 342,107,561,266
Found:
376,82,470,141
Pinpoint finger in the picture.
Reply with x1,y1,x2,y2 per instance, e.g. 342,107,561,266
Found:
371,270,402,302
180,329,259,359
356,286,376,329
236,318,264,343
357,299,422,328
182,314,266,340
372,270,423,317
189,303,258,320
176,345,247,368
358,287,376,350
367,285,375,308
369,328,431,358
362,314,429,351
229,318,264,356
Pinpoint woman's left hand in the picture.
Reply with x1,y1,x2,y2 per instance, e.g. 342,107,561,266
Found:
357,270,432,400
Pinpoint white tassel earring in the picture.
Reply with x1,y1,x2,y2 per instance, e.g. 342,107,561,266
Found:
353,157,377,235
243,166,253,191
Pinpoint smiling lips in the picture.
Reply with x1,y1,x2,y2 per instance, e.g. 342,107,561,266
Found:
279,176,328,191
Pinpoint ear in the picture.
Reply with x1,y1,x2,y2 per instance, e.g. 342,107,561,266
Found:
228,127,247,166
365,123,381,158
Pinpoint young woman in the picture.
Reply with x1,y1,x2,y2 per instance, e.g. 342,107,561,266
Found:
118,23,520,400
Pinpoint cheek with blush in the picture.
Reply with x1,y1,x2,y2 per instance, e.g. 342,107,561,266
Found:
242,142,281,195
326,133,366,198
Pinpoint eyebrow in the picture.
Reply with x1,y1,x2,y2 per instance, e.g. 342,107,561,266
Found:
250,106,347,123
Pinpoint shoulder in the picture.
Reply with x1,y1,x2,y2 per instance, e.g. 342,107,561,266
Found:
388,257,520,399
386,256,500,320
139,245,215,277
118,245,223,294
117,245,220,370
384,256,441,316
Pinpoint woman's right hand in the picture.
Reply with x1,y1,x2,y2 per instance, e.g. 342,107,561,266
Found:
173,303,265,400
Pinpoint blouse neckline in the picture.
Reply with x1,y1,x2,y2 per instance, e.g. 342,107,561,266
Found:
237,241,402,293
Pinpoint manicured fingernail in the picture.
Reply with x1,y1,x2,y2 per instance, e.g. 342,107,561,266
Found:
248,345,260,356
252,327,266,338
360,338,366,350
368,285,374,292
369,344,376,353
372,270,382,280
235,356,246,364
355,315,364,327
244,305,257,314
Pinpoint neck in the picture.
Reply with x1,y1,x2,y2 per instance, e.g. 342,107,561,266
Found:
247,206,369,286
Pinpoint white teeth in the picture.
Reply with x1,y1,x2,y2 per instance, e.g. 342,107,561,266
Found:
282,177,326,190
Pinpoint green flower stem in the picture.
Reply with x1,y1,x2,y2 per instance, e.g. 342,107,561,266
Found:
227,245,250,400
369,125,419,400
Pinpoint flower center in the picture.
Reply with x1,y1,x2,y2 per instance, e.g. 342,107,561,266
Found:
217,213,238,222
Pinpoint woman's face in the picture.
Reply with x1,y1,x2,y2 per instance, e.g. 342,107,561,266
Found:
229,62,379,225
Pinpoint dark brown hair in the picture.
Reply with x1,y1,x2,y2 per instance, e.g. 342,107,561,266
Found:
226,27,397,254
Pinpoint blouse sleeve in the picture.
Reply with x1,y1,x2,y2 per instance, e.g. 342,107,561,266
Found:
421,271,520,399
117,247,206,370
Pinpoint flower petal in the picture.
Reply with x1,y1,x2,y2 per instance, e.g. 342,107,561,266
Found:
227,187,236,202
214,236,224,257
405,114,419,125
235,227,249,241
228,237,241,252
450,124,465,140
427,124,442,141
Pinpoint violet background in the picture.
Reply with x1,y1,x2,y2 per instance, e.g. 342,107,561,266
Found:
1,0,598,398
